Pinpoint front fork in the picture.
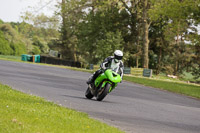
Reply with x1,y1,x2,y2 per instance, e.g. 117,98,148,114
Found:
101,81,117,93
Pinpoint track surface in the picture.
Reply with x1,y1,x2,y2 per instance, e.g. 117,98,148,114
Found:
0,60,200,133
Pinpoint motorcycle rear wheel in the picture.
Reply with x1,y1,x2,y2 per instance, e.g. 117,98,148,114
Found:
96,83,111,101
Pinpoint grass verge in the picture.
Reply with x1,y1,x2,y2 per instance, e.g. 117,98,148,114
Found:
0,83,123,133
123,76,200,99
0,55,21,62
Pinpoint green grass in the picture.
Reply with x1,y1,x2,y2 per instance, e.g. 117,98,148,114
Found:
0,83,123,133
123,75,200,99
0,55,21,61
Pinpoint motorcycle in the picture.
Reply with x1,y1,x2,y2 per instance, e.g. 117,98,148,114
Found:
85,69,122,101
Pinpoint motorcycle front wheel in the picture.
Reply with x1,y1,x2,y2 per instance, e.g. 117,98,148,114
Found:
96,83,111,101
85,87,94,99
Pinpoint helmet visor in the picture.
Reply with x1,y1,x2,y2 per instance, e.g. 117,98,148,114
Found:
114,55,123,60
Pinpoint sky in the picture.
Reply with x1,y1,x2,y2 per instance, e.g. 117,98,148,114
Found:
0,0,58,22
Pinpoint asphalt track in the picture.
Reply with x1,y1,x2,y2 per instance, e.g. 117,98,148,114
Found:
0,60,200,133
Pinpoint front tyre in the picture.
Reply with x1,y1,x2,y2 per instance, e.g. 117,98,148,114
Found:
85,87,94,99
96,83,111,101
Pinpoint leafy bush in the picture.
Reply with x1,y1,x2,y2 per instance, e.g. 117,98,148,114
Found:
10,42,27,55
96,31,124,62
0,31,13,55
32,46,41,55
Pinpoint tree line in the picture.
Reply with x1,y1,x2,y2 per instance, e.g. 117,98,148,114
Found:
0,0,199,80
0,16,59,56
58,0,200,79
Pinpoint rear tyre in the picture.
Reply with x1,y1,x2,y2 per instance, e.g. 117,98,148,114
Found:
85,87,94,99
96,83,111,101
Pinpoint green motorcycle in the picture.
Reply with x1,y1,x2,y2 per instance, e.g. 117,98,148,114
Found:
85,69,122,101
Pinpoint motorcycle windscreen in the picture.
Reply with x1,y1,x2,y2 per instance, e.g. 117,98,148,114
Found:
105,69,121,83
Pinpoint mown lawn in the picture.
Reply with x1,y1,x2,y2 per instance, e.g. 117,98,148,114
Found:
123,76,200,99
0,83,123,133
0,55,21,61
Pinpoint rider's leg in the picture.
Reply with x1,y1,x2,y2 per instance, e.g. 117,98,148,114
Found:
87,69,102,84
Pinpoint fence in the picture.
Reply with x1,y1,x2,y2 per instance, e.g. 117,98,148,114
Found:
21,54,151,77
40,56,81,68
89,65,149,77
131,68,143,76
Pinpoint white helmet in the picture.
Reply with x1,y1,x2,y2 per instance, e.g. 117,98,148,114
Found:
114,50,123,63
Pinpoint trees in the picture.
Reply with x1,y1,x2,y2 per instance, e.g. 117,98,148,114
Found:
0,24,27,55
1,0,199,80
189,34,200,79
148,0,200,77
59,0,145,65
58,0,199,70
59,0,86,61
0,31,13,55
10,42,27,56
20,11,60,54
0,19,57,56
77,4,126,63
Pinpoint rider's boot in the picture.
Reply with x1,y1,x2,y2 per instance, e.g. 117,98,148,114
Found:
86,75,94,84
87,69,101,84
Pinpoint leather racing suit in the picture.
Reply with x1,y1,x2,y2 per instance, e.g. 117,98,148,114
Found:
87,56,124,84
